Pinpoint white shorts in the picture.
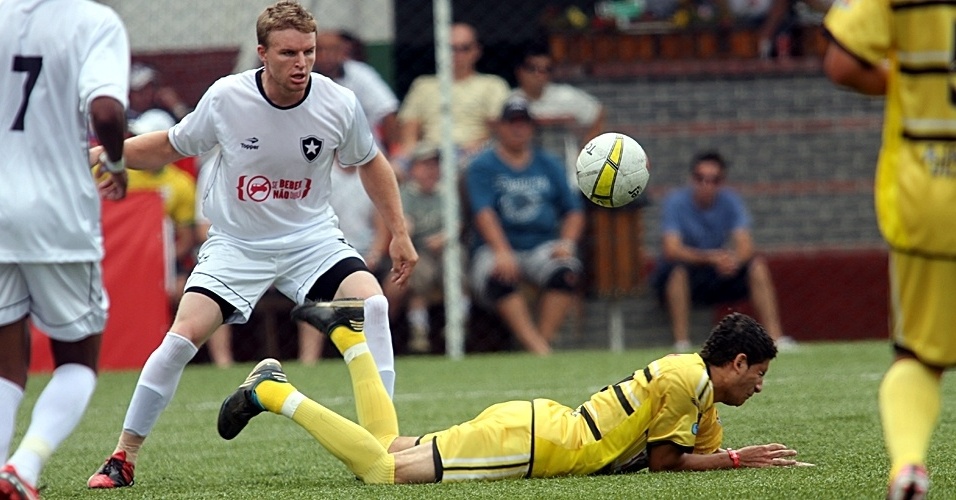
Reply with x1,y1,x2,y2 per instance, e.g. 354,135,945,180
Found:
0,262,108,341
470,240,582,307
186,232,362,324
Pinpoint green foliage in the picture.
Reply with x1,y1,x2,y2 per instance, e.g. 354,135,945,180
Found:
15,341,956,499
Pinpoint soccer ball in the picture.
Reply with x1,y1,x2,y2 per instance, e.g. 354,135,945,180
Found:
575,132,649,208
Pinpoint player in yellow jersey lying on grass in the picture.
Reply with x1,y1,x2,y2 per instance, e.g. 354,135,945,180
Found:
217,302,808,483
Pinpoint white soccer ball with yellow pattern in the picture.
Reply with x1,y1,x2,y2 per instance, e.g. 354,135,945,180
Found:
575,132,650,208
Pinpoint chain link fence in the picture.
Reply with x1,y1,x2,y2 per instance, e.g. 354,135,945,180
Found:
103,0,886,364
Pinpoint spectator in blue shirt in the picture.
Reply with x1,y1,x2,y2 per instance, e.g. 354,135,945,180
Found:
653,151,791,352
465,97,585,355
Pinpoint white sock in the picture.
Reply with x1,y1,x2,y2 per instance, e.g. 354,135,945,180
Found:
7,364,96,487
364,295,395,398
0,377,24,462
122,332,198,436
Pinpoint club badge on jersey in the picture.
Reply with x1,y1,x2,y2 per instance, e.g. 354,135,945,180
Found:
301,136,323,162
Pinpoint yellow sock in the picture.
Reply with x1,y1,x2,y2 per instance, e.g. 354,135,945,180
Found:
254,380,296,414
879,358,940,478
283,392,395,484
342,343,399,449
330,324,367,353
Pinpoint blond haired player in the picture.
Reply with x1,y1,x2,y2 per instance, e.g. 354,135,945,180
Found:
0,0,129,498
86,1,416,489
824,2,956,499
219,306,807,483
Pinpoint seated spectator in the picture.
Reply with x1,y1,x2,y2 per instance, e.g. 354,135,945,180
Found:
652,151,792,352
511,42,605,147
383,144,448,353
397,22,510,169
314,30,400,156
465,98,586,355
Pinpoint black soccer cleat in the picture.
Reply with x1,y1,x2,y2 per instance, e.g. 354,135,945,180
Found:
291,298,365,335
87,451,135,489
217,358,287,440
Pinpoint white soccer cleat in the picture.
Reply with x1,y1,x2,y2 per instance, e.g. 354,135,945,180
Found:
887,464,929,500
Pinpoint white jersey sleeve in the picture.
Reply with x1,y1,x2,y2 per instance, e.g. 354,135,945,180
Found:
168,77,228,157
77,12,130,114
338,91,377,166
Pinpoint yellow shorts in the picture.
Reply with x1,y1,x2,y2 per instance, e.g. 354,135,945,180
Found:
889,250,956,367
420,400,534,482
419,399,614,482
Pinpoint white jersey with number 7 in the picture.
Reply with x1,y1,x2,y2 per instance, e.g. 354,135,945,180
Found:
0,0,129,263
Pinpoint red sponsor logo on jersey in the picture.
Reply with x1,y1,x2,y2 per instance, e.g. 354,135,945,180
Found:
237,176,312,202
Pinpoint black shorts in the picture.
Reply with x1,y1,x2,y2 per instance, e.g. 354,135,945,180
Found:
652,261,751,306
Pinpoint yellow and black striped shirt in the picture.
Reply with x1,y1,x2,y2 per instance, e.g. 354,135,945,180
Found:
570,353,723,474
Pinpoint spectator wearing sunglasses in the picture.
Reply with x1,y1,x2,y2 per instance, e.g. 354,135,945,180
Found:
397,23,510,170
651,151,792,352
511,42,605,148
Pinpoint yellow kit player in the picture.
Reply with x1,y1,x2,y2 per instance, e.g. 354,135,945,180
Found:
218,302,805,483
823,1,956,498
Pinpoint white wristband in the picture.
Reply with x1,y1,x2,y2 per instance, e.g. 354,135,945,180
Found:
99,152,125,173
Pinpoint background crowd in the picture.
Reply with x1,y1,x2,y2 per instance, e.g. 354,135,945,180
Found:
116,18,794,363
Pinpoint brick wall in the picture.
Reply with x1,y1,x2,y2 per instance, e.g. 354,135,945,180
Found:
545,62,892,347
563,67,886,253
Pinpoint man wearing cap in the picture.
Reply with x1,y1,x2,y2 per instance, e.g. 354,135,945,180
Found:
129,62,191,123
464,98,585,355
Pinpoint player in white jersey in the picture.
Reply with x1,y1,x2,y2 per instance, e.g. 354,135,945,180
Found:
87,1,417,490
0,0,130,497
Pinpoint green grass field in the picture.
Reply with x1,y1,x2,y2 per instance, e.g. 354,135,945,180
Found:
13,340,956,499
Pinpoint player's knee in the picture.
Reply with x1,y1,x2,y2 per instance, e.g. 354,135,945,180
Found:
485,277,518,302
544,267,579,292
748,257,772,278
365,294,388,316
664,265,690,289
668,264,689,280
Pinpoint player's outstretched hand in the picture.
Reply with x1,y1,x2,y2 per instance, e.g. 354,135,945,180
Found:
96,167,128,201
388,233,418,287
736,443,807,468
